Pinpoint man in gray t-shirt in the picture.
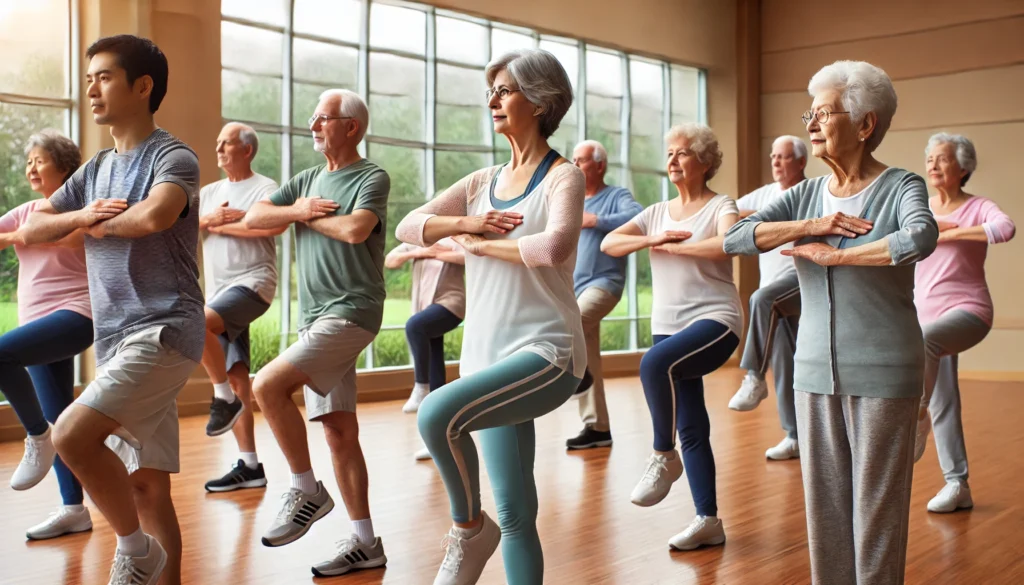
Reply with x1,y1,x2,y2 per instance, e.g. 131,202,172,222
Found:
20,35,203,585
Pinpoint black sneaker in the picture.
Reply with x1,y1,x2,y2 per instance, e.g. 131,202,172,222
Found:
566,426,613,450
573,368,594,396
206,397,244,437
205,459,268,492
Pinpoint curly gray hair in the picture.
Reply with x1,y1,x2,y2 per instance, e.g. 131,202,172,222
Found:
665,123,724,181
926,132,977,187
486,49,574,139
24,129,81,183
807,61,897,154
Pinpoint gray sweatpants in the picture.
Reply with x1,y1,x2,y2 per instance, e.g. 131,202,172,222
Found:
796,391,918,585
739,272,800,439
920,309,991,483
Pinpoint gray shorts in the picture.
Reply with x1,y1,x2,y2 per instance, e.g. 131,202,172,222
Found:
280,316,376,420
208,286,271,371
77,326,199,474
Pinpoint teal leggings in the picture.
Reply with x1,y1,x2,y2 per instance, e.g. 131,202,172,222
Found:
418,351,580,585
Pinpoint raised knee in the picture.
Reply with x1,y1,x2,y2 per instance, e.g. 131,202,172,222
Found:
51,417,78,460
416,395,451,438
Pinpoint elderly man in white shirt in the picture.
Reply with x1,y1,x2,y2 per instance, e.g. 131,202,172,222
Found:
727,135,807,461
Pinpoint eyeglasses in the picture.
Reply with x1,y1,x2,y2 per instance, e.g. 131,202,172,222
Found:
308,114,354,127
801,110,850,125
485,86,521,101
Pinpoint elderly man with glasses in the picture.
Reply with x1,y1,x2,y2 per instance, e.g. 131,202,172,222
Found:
243,89,392,578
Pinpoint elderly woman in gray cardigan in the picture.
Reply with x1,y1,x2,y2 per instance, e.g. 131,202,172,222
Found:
724,61,938,585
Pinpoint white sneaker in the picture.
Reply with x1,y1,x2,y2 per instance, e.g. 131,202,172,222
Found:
914,413,931,463
26,506,93,540
765,437,800,461
630,452,684,507
11,425,57,490
107,534,166,585
728,373,768,412
927,480,973,513
668,515,726,550
403,385,430,413
415,445,433,461
261,482,335,547
433,511,501,585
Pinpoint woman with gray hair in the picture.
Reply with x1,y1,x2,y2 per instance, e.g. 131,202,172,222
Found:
395,49,584,585
914,133,1015,513
724,61,938,584
601,122,740,550
0,129,94,540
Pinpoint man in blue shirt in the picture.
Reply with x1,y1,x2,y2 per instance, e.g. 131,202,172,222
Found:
566,140,643,450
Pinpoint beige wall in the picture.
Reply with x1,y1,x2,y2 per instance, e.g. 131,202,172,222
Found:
759,0,1024,376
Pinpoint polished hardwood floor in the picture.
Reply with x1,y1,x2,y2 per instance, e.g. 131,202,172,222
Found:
2,368,1023,584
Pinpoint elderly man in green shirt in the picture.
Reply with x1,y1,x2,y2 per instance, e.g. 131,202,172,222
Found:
244,89,391,579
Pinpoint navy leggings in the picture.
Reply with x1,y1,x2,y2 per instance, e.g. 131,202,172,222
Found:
641,319,738,517
405,304,463,391
0,310,93,506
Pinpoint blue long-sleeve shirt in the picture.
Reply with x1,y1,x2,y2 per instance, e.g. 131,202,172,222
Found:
573,185,644,297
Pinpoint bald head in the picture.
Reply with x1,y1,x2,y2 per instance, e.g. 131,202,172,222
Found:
216,122,258,178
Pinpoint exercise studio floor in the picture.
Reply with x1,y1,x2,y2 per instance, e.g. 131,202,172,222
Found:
2,369,1022,585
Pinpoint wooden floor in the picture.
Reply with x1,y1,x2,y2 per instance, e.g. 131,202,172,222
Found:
2,368,1023,584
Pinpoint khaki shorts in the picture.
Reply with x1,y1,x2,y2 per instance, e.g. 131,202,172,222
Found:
280,316,376,420
77,326,198,474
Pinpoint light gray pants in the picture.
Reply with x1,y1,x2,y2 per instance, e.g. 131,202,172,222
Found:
920,310,991,483
739,272,800,439
796,391,918,585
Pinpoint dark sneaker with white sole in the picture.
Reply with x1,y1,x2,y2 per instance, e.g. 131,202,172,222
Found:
566,426,613,450
312,535,388,577
261,481,334,547
572,368,594,396
204,460,268,492
206,398,244,437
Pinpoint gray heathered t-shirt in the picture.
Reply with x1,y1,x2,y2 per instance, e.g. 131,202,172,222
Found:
50,129,205,366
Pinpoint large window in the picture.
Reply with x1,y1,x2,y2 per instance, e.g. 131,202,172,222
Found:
220,0,705,371
0,0,78,399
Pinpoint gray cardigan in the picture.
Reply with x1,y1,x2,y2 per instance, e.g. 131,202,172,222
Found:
724,168,938,399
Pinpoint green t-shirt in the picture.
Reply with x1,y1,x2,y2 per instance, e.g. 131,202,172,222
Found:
269,159,390,333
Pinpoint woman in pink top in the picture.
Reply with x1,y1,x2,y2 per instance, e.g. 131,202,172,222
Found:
0,130,94,540
914,133,1015,514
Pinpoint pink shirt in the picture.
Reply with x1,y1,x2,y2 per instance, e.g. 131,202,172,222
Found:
914,195,1016,326
0,199,92,325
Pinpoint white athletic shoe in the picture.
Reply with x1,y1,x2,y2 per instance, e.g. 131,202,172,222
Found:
728,373,768,412
630,452,684,507
914,413,931,463
414,445,433,461
11,425,57,491
765,437,800,461
927,480,973,513
311,535,388,577
26,506,93,540
668,515,726,550
403,386,430,413
261,482,335,547
107,534,167,585
433,511,501,585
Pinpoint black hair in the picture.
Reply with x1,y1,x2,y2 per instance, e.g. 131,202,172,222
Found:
86,35,169,113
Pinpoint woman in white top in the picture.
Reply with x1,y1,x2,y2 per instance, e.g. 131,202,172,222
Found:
395,49,585,585
602,123,741,551
385,238,465,416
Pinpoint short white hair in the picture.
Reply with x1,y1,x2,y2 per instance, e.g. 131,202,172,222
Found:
926,132,978,186
232,123,259,159
575,139,607,164
319,89,370,143
665,123,723,181
807,61,897,153
486,49,574,139
772,135,807,161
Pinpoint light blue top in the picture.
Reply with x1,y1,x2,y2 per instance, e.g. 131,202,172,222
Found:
573,185,643,297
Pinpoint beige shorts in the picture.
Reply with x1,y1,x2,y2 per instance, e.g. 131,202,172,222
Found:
280,316,376,420
77,326,198,474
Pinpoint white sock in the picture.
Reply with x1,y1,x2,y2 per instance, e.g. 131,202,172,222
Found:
453,520,483,539
239,452,259,469
213,382,236,403
745,370,764,382
64,504,85,513
291,470,317,495
413,383,429,395
116,527,148,557
352,518,375,544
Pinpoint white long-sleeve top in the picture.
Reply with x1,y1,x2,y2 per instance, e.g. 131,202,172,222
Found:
396,163,587,378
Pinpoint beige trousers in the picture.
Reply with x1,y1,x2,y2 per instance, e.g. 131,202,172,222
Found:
576,287,621,432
